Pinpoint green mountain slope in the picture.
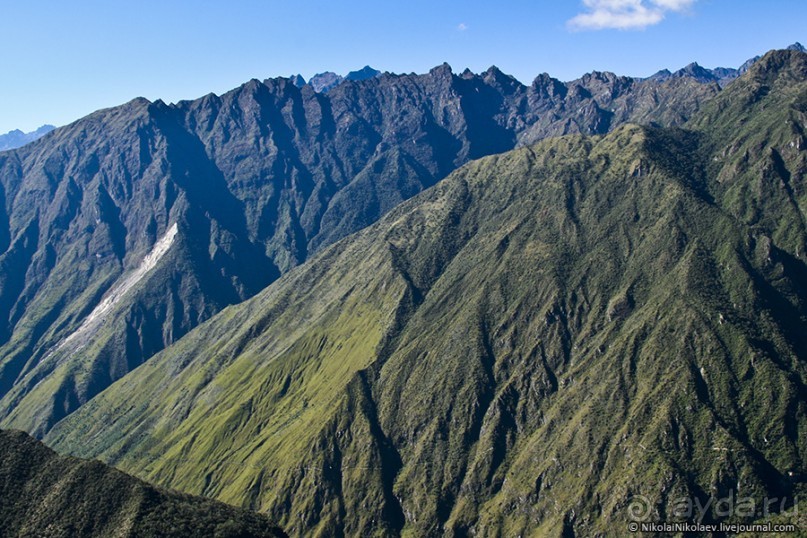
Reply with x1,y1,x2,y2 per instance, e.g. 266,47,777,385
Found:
0,63,719,438
46,50,807,536
0,429,286,537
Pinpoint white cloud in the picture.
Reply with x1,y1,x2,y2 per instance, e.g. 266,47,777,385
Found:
650,0,696,10
567,0,696,31
457,22,469,31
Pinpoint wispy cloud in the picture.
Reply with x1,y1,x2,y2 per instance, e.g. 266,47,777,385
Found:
457,22,469,31
567,0,696,31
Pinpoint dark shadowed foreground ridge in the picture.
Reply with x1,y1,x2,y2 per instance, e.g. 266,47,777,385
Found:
0,429,286,537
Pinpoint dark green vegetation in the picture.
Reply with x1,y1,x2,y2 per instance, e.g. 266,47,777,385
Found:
44,50,807,536
0,60,720,437
740,499,807,538
0,429,286,537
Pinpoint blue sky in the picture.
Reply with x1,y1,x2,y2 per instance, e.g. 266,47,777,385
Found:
1,0,805,134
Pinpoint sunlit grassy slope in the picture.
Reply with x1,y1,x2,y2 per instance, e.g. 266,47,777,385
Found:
48,50,807,536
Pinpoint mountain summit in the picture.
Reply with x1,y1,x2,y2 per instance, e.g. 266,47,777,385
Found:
345,65,381,81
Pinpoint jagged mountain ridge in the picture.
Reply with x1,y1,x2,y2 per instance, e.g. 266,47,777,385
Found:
0,125,55,152
0,429,286,537
648,61,739,87
649,42,806,87
294,43,806,98
0,59,722,436
46,50,807,536
302,65,383,93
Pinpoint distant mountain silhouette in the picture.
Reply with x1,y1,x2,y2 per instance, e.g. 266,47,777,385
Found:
0,124,55,151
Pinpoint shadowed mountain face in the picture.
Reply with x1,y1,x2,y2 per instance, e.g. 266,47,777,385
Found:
0,429,286,537
0,63,721,436
345,66,382,81
46,50,807,536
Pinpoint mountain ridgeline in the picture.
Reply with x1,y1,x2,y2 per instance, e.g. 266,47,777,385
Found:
0,429,286,537
0,61,722,436
0,125,55,152
44,49,807,537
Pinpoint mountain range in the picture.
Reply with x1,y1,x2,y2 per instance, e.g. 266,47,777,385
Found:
0,125,55,152
0,57,722,439
0,45,805,537
646,42,806,87
289,43,806,97
45,49,807,536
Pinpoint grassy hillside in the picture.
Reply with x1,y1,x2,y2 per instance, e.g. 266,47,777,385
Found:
46,50,807,536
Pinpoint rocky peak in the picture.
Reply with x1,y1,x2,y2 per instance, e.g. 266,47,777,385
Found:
648,68,673,81
531,73,567,99
429,62,454,79
345,66,381,81
673,62,718,82
309,71,343,93
289,74,306,88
